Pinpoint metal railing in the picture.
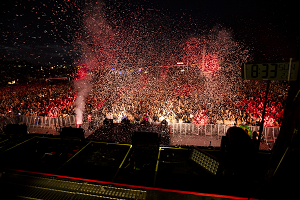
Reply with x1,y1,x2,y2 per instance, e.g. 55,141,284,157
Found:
15,115,105,130
169,123,280,143
1,115,280,143
16,115,77,130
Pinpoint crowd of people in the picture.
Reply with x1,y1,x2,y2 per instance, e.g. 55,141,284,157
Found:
236,81,288,127
0,81,76,118
0,75,289,127
89,79,288,127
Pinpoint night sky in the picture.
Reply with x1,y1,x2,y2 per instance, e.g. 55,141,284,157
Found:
1,0,299,66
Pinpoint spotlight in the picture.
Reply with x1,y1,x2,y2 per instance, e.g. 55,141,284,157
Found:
189,146,220,176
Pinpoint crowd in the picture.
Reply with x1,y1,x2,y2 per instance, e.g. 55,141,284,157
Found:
85,77,288,127
0,76,289,127
236,81,288,127
0,82,76,118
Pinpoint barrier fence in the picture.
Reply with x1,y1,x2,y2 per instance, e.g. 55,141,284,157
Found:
1,115,280,143
169,123,280,143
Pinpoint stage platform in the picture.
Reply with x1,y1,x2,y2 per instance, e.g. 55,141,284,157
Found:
1,169,265,200
0,132,270,199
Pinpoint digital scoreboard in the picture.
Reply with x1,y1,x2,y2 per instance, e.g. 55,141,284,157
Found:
243,61,299,81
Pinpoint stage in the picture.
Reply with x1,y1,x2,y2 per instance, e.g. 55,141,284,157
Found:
0,128,271,199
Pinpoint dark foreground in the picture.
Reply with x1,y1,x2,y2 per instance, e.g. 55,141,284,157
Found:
0,126,273,200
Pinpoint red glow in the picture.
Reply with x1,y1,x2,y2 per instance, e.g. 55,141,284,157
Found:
194,110,208,126
74,65,89,80
180,37,219,75
5,168,260,200
76,123,81,128
237,96,284,127
202,54,219,74
181,37,206,65
263,116,276,127
96,99,106,109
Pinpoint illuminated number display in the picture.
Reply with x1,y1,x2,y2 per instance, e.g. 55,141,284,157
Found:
251,65,258,78
243,61,299,81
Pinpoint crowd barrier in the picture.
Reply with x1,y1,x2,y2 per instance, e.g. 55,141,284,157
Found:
16,115,77,130
1,115,280,143
169,123,280,143
15,115,105,130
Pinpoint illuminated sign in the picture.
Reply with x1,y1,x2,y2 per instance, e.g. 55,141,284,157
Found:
243,61,299,81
